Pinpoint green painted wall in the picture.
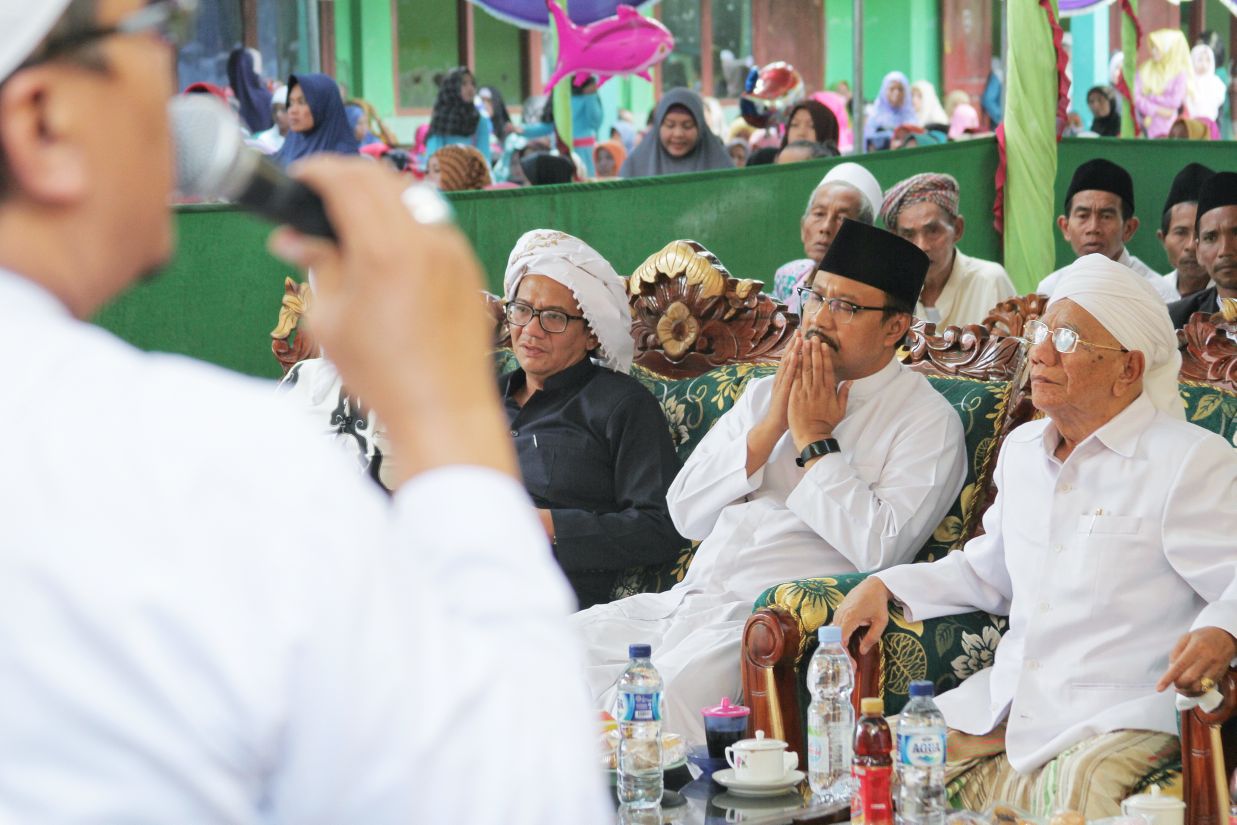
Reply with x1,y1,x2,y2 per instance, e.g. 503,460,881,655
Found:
93,139,1237,378
825,0,941,91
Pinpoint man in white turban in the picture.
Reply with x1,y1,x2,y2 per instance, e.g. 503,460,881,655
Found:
834,254,1237,816
498,230,684,610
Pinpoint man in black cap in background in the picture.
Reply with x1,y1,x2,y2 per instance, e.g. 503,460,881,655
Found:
1169,171,1237,327
572,219,968,747
1038,158,1178,302
1158,163,1215,299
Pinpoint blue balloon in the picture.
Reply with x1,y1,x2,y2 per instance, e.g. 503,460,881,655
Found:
469,0,658,30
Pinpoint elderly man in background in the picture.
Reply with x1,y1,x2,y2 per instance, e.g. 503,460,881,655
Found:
835,255,1237,816
772,162,884,314
1169,171,1237,327
880,172,1016,328
1157,163,1214,299
573,220,967,746
1038,159,1178,302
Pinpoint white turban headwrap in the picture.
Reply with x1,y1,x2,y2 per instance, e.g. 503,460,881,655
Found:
1048,253,1184,419
1,0,71,80
503,230,634,374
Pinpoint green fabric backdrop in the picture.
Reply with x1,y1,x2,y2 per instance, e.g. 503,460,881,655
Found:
92,139,1237,379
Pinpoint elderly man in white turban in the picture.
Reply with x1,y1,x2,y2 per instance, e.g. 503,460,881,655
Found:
498,230,684,609
834,254,1237,816
772,162,884,314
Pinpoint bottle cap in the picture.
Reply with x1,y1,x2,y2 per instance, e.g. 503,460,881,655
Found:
909,680,935,698
628,643,652,659
860,697,884,715
817,626,842,644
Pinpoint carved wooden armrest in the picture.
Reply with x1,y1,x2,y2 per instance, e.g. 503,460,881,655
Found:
1182,667,1237,825
741,606,804,764
271,277,316,375
849,632,883,709
629,240,798,378
1179,314,1237,393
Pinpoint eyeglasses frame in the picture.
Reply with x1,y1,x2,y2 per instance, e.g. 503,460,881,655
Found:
504,300,587,334
1022,319,1129,355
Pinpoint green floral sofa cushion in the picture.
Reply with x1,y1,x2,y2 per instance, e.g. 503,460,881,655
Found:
1180,381,1237,445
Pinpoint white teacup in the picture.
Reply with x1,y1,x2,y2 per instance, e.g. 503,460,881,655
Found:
724,729,797,783
1120,786,1184,825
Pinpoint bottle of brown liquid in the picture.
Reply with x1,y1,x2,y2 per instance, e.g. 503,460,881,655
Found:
851,697,894,825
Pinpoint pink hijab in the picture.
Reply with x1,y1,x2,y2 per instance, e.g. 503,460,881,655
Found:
811,91,853,153
948,103,980,139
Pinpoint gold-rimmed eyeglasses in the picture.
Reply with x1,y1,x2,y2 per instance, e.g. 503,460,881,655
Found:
1022,319,1129,354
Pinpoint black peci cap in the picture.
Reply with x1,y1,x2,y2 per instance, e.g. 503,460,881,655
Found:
1064,158,1135,213
814,218,930,308
1195,171,1237,233
1163,162,1215,216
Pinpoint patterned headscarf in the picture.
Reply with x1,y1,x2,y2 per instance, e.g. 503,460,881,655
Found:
503,230,633,374
1049,254,1183,419
428,68,480,138
881,173,960,229
433,145,492,192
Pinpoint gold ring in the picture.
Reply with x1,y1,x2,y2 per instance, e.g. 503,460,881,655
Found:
1199,676,1217,693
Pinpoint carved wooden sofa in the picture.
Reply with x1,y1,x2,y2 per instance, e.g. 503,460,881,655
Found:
741,298,1237,819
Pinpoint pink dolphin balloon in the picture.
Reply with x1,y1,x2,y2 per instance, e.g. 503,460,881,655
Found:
544,0,675,90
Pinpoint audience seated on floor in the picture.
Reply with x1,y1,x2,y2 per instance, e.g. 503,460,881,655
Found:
835,254,1237,816
880,172,1016,328
1169,171,1237,328
1158,162,1215,300
497,230,685,609
570,219,966,747
1038,159,1178,302
772,162,884,314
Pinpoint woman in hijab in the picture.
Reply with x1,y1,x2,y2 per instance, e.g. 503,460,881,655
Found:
1135,29,1192,138
1186,43,1226,139
911,80,949,128
426,145,493,192
619,88,734,178
425,67,492,161
272,73,360,169
479,86,513,139
779,99,839,152
499,229,684,608
1167,117,1211,140
865,71,918,150
226,48,273,135
948,102,981,139
1085,86,1121,137
610,120,638,154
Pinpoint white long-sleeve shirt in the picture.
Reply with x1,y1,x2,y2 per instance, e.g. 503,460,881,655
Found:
0,269,608,824
878,392,1237,772
666,357,967,600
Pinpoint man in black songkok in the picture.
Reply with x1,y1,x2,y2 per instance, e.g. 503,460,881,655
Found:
1168,171,1237,328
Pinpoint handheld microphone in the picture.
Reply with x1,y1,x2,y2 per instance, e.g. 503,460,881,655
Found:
171,95,336,239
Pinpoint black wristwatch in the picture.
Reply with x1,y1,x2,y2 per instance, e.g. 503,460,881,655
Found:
795,437,841,467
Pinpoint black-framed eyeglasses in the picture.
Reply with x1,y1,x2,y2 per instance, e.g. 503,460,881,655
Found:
505,300,586,334
1021,319,1129,355
18,0,198,71
795,287,893,324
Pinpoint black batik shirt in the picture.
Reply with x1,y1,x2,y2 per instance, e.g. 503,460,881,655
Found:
501,357,686,610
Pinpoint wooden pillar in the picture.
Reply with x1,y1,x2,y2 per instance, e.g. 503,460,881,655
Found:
700,0,714,97
318,0,336,79
458,0,475,70
1189,0,1205,42
241,0,258,49
752,0,824,93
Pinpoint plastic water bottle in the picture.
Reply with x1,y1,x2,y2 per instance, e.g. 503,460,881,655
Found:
615,643,663,809
806,625,855,802
896,680,947,825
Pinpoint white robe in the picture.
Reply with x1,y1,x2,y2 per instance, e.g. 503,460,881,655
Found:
917,249,1018,329
878,393,1237,772
1038,248,1177,303
572,357,967,745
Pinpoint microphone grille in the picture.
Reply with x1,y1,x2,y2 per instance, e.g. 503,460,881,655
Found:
169,95,249,200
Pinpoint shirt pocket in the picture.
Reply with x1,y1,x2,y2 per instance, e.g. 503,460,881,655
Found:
1075,514,1149,618
516,432,611,506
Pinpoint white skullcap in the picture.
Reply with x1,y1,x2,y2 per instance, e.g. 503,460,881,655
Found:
0,0,71,80
1048,253,1184,419
818,162,883,218
503,230,634,374
272,84,288,107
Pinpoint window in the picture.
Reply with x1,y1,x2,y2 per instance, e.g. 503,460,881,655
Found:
175,0,318,90
711,0,752,98
660,0,753,98
394,0,529,112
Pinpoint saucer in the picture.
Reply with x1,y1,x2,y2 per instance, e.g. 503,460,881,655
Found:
711,767,805,797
